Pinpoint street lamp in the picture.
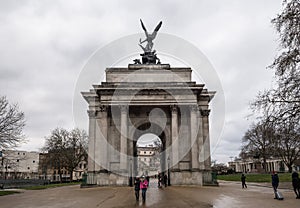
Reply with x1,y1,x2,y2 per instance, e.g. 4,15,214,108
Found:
129,158,133,187
167,156,170,186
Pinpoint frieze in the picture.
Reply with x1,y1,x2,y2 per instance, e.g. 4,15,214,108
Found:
189,105,199,112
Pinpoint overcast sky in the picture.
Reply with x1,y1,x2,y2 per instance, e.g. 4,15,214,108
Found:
0,0,283,164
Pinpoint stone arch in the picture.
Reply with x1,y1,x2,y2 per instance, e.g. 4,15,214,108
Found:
82,64,215,186
132,122,168,177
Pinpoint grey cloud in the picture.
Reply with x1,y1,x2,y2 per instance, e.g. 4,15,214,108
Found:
0,0,283,164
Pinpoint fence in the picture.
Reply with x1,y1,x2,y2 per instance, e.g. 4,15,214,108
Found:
0,179,49,189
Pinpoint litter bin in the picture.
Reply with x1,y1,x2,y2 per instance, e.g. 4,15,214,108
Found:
211,172,217,184
82,173,87,185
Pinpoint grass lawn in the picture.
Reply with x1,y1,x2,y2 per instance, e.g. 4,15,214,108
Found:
0,191,21,196
217,173,292,183
23,182,81,190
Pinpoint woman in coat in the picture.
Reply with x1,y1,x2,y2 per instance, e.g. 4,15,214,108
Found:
140,176,149,203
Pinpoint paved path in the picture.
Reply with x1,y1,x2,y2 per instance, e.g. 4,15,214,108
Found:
0,179,299,208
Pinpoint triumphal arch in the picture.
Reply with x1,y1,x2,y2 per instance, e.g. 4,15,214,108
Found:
82,20,215,186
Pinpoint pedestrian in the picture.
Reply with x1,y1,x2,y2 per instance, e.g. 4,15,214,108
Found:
140,176,148,203
158,173,162,188
164,174,168,187
134,177,140,201
271,171,279,199
241,173,247,188
292,171,300,199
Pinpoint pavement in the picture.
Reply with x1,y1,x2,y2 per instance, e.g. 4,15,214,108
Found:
0,179,299,208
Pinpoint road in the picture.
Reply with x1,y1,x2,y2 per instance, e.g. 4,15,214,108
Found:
0,179,299,208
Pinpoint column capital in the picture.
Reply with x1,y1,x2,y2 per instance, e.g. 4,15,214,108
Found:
119,105,129,113
200,109,210,117
170,105,178,113
87,110,97,118
99,105,108,112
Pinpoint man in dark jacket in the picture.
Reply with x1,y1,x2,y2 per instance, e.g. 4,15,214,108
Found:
241,174,247,188
292,171,300,199
134,177,140,201
272,172,279,199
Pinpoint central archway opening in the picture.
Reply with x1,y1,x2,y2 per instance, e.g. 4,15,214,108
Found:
132,122,168,182
136,133,162,176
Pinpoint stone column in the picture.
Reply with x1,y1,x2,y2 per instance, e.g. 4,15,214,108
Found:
87,110,96,172
171,105,179,170
120,105,128,171
201,109,211,169
95,105,108,172
190,105,199,170
197,109,204,170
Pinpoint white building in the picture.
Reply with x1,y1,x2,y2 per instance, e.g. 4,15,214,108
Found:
0,150,39,179
228,157,291,173
137,146,160,176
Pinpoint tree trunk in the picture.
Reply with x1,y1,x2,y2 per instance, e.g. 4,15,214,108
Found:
58,169,62,183
69,170,73,182
288,165,293,173
263,156,267,173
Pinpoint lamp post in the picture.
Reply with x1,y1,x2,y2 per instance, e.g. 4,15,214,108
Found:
167,156,170,186
129,158,133,187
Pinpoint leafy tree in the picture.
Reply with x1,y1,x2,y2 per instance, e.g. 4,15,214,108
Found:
0,96,25,149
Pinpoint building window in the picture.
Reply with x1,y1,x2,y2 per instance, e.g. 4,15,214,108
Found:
18,152,20,155
150,152,152,154
27,167,30,170
23,153,25,155
144,158,146,161
33,160,35,163
83,164,86,169
144,151,146,154
16,159,19,162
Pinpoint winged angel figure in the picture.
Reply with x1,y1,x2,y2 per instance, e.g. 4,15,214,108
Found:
139,19,162,53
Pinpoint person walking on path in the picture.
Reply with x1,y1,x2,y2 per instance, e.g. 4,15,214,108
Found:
292,171,300,199
134,177,140,201
164,174,168,187
158,174,162,188
140,176,148,203
241,174,247,189
272,172,279,199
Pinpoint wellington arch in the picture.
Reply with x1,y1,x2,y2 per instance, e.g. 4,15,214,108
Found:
82,63,215,186
81,21,216,186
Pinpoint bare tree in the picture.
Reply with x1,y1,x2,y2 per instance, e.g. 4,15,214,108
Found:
250,0,300,172
42,128,69,182
42,128,87,182
272,118,300,172
0,96,25,149
241,121,275,173
253,0,300,119
64,128,87,181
